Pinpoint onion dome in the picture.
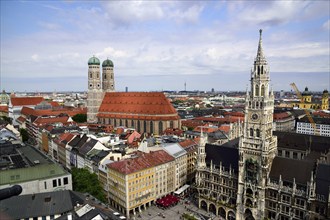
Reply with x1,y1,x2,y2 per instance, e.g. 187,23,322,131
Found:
302,87,312,96
88,56,100,65
102,59,114,67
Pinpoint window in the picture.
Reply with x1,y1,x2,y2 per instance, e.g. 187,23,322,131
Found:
293,152,298,159
44,181,47,189
256,129,260,137
250,128,253,137
255,85,259,96
285,151,290,158
58,178,62,186
261,85,265,97
53,179,57,187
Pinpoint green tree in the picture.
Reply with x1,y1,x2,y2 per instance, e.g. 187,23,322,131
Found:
71,167,106,203
72,114,87,123
20,128,29,142
1,116,12,124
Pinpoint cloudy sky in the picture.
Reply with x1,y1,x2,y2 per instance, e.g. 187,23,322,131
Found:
1,1,329,92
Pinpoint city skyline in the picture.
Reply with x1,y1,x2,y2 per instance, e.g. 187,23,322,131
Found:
1,1,329,92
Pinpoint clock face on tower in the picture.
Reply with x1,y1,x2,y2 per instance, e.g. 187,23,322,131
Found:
251,113,259,121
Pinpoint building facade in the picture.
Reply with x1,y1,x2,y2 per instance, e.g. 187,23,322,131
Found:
194,30,330,220
86,57,181,134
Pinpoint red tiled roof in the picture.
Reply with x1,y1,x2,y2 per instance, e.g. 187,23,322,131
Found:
219,125,230,133
0,105,8,113
107,150,174,175
33,116,70,127
98,92,179,120
11,97,44,106
17,116,26,123
49,101,60,107
193,126,218,133
273,112,291,120
21,106,86,117
179,139,197,149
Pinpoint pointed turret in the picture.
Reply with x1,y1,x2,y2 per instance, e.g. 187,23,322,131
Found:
255,29,267,65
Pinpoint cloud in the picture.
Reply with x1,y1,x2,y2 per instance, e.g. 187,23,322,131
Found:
31,54,39,61
101,1,205,26
323,19,330,31
38,21,61,30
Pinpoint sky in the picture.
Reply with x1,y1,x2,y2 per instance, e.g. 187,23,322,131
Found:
0,0,329,92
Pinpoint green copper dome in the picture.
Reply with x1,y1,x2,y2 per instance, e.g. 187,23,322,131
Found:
102,59,114,67
88,56,100,65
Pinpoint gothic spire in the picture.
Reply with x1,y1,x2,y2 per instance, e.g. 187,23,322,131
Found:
255,29,267,64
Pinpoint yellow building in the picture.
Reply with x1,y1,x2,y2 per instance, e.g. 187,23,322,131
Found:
291,87,329,110
107,150,174,218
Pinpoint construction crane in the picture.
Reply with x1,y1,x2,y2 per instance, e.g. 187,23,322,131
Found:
290,83,319,136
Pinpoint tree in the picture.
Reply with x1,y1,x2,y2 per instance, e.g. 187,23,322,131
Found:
71,167,106,203
0,116,12,124
72,114,87,123
20,128,29,142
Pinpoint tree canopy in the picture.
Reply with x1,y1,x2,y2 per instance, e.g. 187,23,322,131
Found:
72,114,87,123
71,167,106,203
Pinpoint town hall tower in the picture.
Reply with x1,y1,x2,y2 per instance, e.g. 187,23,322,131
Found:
236,30,278,220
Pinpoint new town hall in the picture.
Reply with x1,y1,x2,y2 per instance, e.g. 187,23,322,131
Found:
195,30,330,220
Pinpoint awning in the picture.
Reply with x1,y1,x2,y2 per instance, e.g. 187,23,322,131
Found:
174,184,190,195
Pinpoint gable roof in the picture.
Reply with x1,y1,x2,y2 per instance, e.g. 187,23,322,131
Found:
205,139,239,172
270,156,315,185
98,92,179,120
0,190,83,219
11,97,44,106
108,150,174,175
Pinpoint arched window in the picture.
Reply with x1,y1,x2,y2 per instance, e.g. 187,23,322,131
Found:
150,121,154,134
261,65,264,74
256,129,260,137
261,85,265,97
250,128,253,137
257,66,260,75
256,102,259,108
159,121,163,135
255,85,259,96
144,121,147,133
137,120,141,132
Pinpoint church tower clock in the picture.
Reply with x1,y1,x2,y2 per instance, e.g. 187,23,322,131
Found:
236,30,277,220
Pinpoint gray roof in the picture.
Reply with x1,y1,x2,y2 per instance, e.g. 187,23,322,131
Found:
270,156,315,185
315,163,330,201
0,190,82,219
274,131,330,153
162,143,186,158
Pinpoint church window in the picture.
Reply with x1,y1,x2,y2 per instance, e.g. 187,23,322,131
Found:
97,73,99,78
261,65,264,74
256,129,260,137
257,66,260,75
256,102,259,108
250,128,253,137
144,121,147,132
261,85,265,97
150,121,154,134
104,74,107,79
260,102,263,108
90,73,92,78
255,85,259,96
137,120,141,132
159,121,163,134
249,101,251,107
